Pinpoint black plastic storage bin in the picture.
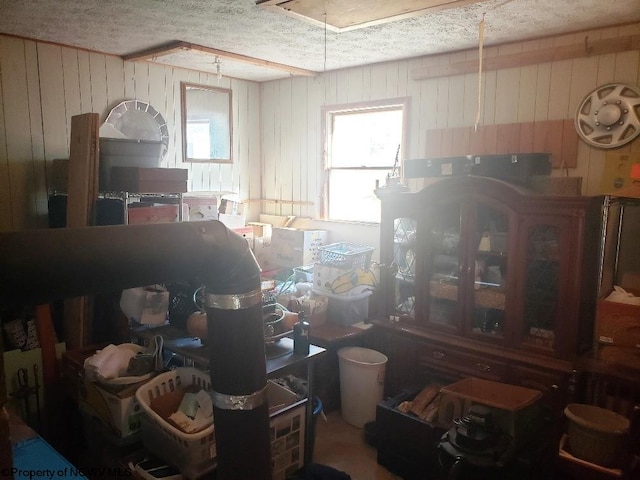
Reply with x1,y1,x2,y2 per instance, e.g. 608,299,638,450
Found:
376,387,447,480
404,156,473,178
470,153,552,185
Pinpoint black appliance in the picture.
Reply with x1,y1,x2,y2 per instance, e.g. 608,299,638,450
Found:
438,405,515,480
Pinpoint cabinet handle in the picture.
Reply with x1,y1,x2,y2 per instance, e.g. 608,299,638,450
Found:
433,351,445,359
476,363,491,372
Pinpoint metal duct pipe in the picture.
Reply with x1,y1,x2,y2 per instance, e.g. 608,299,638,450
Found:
0,220,272,480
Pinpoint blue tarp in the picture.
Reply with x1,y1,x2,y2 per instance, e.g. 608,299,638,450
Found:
11,437,87,480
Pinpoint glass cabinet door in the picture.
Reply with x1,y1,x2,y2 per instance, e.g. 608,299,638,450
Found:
468,202,510,341
391,217,417,319
425,200,463,331
519,217,567,354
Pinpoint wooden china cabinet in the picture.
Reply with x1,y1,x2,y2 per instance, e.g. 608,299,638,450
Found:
372,175,601,406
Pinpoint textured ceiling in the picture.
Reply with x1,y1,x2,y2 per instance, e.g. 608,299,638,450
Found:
1,0,639,82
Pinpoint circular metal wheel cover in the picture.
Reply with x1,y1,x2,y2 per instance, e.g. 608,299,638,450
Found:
575,83,640,149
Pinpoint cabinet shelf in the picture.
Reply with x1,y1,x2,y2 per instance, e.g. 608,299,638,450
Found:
429,281,506,310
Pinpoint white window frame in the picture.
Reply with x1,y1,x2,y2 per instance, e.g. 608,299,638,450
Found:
321,98,410,223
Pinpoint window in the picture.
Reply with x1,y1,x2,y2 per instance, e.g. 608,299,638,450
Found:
323,98,408,222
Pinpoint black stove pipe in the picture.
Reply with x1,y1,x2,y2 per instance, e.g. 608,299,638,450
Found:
0,220,272,480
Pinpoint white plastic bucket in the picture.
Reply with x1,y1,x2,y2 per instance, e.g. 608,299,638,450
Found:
337,347,388,428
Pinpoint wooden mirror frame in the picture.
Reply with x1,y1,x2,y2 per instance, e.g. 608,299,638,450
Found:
181,82,233,163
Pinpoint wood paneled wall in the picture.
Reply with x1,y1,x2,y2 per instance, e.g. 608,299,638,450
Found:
260,23,640,219
2,24,640,232
0,35,261,232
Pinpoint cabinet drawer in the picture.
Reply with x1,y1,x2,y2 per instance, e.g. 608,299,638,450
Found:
417,344,507,381
508,364,567,394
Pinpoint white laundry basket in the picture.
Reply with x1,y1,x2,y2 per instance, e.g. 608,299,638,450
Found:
337,347,388,428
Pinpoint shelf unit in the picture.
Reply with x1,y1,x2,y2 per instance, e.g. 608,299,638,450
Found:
48,191,184,226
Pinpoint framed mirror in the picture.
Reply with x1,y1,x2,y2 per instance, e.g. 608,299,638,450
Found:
181,82,233,163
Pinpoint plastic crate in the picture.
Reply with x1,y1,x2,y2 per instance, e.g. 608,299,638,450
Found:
318,242,374,269
135,367,216,479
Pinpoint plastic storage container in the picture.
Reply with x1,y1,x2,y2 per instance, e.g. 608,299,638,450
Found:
338,347,387,428
99,137,163,190
318,242,375,269
320,289,373,326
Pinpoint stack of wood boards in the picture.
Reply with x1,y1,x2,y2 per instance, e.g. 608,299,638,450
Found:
396,383,442,422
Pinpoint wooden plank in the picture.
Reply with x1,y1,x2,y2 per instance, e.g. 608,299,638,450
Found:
519,121,535,152
482,124,498,155
561,119,579,168
66,113,99,227
422,119,580,168
125,40,316,77
440,128,454,157
424,129,442,158
64,113,99,349
543,119,564,168
34,304,58,395
449,127,470,156
412,34,640,80
496,123,521,154
468,127,485,155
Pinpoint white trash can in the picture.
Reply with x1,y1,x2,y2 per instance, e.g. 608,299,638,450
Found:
337,347,388,428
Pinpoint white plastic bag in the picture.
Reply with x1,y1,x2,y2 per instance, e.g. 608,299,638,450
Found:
604,286,640,305
120,284,169,325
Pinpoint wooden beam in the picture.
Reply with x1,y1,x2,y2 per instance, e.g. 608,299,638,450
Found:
122,41,188,62
64,113,99,349
413,34,640,80
124,40,317,77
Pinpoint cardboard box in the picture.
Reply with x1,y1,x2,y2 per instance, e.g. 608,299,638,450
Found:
597,345,640,371
438,377,542,448
218,213,246,229
218,198,244,215
248,222,273,240
79,378,150,438
268,382,307,480
183,195,218,221
596,299,640,348
127,204,179,224
231,226,254,249
270,228,328,268
600,152,640,198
